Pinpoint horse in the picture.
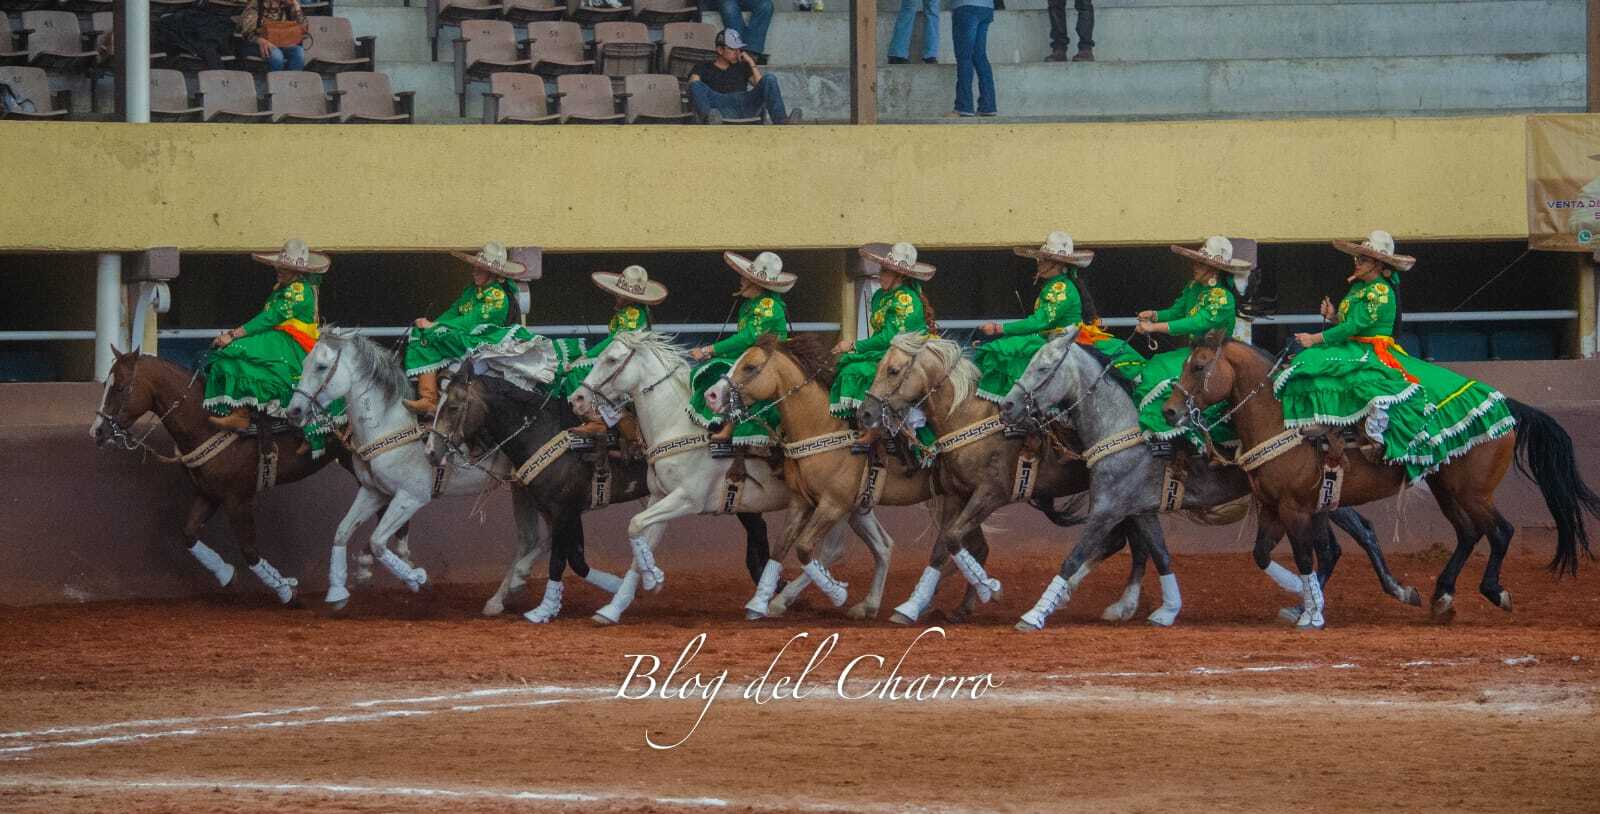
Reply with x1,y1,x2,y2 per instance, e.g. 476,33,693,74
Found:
702,334,966,621
284,329,531,610
90,347,362,605
998,329,1416,628
1163,332,1600,623
428,360,792,622
569,330,895,623
858,333,1169,628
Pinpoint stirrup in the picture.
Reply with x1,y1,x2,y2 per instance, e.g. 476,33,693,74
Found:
1147,439,1174,459
708,439,735,459
1002,427,1028,440
567,433,596,452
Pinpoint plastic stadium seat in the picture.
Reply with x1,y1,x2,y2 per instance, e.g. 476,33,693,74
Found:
21,11,97,77
0,0,55,14
526,20,591,79
88,12,114,37
622,73,691,124
593,21,653,78
335,71,413,123
658,21,715,82
571,0,631,26
304,17,375,75
502,0,565,24
197,68,272,122
482,71,559,124
633,0,696,25
553,73,622,124
1,16,27,67
453,19,531,116
60,0,114,14
267,70,342,122
149,67,202,121
428,0,504,61
0,65,69,118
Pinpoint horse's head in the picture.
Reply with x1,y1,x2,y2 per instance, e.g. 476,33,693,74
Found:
428,362,487,467
91,346,152,447
287,328,361,424
1162,329,1235,428
705,335,809,417
570,331,680,418
861,333,967,431
999,327,1081,426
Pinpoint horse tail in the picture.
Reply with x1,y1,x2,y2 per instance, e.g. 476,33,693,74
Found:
1507,398,1600,576
1029,492,1089,528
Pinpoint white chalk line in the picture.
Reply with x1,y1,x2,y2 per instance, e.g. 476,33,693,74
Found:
993,686,1594,716
1046,661,1363,680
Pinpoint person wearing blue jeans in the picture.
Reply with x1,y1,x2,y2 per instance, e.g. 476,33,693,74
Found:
688,29,802,124
888,0,940,64
715,0,774,63
951,0,996,116
237,0,307,71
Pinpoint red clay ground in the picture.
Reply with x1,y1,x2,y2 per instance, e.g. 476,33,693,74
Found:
2,542,1597,813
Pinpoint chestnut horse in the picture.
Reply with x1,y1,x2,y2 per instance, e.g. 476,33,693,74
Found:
1164,334,1600,623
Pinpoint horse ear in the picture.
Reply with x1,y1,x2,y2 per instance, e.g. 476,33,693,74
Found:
109,344,125,360
1202,328,1230,349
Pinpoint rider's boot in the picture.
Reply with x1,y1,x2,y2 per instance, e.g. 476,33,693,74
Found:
615,412,645,461
851,425,882,456
402,372,439,415
208,406,251,432
570,416,610,455
707,421,735,458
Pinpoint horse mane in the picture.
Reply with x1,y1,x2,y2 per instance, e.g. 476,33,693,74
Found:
758,333,837,388
611,329,687,362
321,327,410,405
888,333,978,416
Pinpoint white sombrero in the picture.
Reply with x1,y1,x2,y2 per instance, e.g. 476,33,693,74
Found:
252,238,331,274
1333,230,1416,272
859,242,936,281
725,251,796,293
451,241,529,280
1014,231,1094,268
591,265,668,305
1170,235,1254,277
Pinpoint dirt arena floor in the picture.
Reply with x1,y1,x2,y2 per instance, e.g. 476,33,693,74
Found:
2,538,1598,813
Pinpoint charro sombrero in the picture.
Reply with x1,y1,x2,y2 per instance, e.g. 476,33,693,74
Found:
859,242,936,281
252,239,331,274
1014,231,1094,268
1332,230,1416,272
1170,236,1254,277
451,241,529,280
591,265,668,305
725,251,796,293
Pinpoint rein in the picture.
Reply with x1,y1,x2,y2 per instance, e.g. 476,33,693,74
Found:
1172,340,1292,437
97,355,207,465
290,341,345,418
718,345,825,441
870,344,953,436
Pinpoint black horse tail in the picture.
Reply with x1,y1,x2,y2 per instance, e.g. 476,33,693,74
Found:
1507,398,1600,576
1030,493,1089,528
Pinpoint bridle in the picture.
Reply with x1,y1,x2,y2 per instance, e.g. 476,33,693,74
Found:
717,346,823,440
865,344,954,435
1008,335,1088,432
575,339,687,418
429,382,534,485
96,353,206,463
1170,338,1292,438
290,341,346,418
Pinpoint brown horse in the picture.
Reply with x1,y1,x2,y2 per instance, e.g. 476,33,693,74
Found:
1163,334,1599,623
90,348,371,605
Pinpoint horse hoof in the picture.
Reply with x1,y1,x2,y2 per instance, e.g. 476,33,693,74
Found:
1431,594,1456,624
327,598,349,613
846,603,874,621
1277,607,1301,625
1014,619,1044,632
640,569,664,592
591,610,620,626
1147,608,1179,627
325,586,352,606
482,599,506,617
1497,590,1513,612
1101,602,1138,623
745,610,764,621
889,611,916,626
405,570,428,593
946,607,972,624
1401,586,1423,607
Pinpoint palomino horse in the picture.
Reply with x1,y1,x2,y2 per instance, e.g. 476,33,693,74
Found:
859,334,1167,627
998,329,1414,628
1164,333,1600,623
91,348,360,604
702,334,972,621
286,329,528,609
570,331,895,623
430,361,790,622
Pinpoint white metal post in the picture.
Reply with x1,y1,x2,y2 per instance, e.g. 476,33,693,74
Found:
124,0,151,123
94,254,124,381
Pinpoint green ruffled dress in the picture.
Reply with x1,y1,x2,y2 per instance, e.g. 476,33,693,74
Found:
554,304,652,399
829,282,938,463
1134,278,1239,448
974,273,1145,402
688,293,789,446
403,281,528,378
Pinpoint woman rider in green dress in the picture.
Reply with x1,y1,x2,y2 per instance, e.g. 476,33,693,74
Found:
1132,236,1254,451
829,242,940,459
558,265,666,450
204,239,342,458
1283,230,1514,482
402,242,532,414
688,251,794,458
975,231,1147,431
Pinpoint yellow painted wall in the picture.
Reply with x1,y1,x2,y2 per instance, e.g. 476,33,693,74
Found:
0,116,1537,253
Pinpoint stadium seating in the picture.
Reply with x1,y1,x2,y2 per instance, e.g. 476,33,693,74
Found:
304,17,376,75
21,11,97,78
148,67,203,121
658,21,715,83
197,68,271,122
0,64,69,118
0,15,27,67
502,0,566,25
622,73,690,123
592,21,651,77
267,69,342,122
633,0,696,26
482,70,558,123
453,19,531,116
427,0,503,61
553,72,621,123
335,70,414,122
526,20,591,78
569,0,630,27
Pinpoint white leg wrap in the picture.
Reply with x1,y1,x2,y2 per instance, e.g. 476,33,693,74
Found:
630,535,664,591
523,580,564,624
892,566,943,622
326,544,350,604
248,559,298,604
1297,573,1325,629
583,569,623,594
1020,575,1071,630
744,559,783,617
951,549,1001,603
1263,560,1303,593
376,548,427,592
594,569,640,624
803,560,849,607
1147,572,1183,627
188,541,235,587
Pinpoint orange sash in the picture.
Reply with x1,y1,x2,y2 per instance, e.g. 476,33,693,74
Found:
1074,321,1114,345
276,318,320,353
1352,335,1417,384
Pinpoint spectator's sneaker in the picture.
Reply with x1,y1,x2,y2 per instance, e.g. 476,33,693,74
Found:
922,57,937,64
1072,48,1095,62
978,110,998,117
952,110,976,117
888,56,908,65
1047,48,1069,63
705,110,724,125
794,0,812,8
783,108,804,124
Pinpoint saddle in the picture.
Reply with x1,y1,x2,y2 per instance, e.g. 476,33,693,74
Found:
236,415,301,440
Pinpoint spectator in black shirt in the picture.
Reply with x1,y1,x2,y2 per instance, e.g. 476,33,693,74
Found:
688,29,803,124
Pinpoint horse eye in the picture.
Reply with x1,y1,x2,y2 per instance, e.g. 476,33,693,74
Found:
887,366,900,376
316,362,329,372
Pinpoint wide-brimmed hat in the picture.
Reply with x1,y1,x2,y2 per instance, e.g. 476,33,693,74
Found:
451,241,528,280
1332,230,1416,272
725,251,796,293
591,265,668,304
252,239,331,274
1014,231,1094,268
1170,236,1253,277
859,242,936,281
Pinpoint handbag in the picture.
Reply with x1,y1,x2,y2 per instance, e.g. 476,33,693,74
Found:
257,0,307,48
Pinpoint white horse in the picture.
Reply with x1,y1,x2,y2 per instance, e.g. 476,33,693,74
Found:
568,331,896,624
286,329,533,608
